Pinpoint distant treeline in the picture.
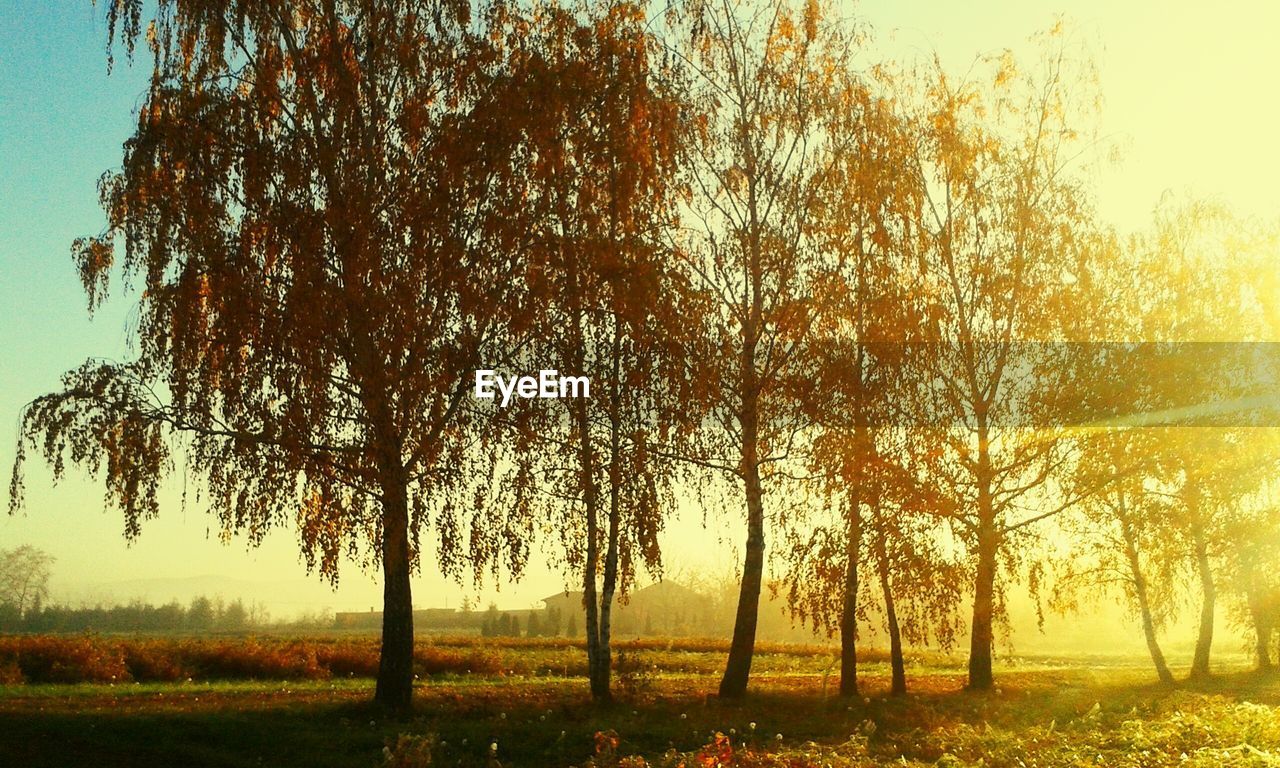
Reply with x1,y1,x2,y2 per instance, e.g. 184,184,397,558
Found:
479,606,571,638
0,595,313,634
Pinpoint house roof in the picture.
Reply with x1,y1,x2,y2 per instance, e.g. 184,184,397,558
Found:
541,590,584,604
541,581,708,606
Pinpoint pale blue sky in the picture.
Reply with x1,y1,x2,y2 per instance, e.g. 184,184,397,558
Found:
1,0,1277,619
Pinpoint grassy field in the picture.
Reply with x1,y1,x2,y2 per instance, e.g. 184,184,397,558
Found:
2,636,1279,767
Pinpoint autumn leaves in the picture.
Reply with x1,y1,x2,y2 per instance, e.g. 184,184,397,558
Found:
11,0,1280,714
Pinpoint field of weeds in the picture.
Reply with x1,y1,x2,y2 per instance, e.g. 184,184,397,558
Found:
2,636,1278,767
0,635,913,685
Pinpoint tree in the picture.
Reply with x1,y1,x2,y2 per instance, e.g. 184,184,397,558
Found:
1047,226,1185,684
8,0,571,712
187,596,215,632
1121,199,1276,681
1165,431,1277,681
222,598,249,631
496,0,685,702
0,546,54,619
1141,199,1277,681
1226,482,1280,670
482,603,501,638
1050,195,1279,682
667,0,866,698
867,481,967,694
783,428,965,696
906,32,1101,689
1055,427,1182,683
777,57,943,696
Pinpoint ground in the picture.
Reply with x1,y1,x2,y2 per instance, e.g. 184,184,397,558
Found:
2,638,1279,767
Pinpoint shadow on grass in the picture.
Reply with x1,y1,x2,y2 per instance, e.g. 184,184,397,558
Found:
4,666,1280,767
0,702,391,768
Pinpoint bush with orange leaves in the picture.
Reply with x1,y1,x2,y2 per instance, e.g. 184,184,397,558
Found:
120,641,192,681
0,635,129,683
414,646,503,676
0,636,513,684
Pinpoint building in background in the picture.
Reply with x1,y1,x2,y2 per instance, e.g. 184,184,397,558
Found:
334,581,716,637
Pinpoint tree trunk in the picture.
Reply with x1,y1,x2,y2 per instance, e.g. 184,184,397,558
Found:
839,491,862,696
374,469,415,713
718,141,768,700
592,322,625,703
596,530,618,701
967,520,997,690
1189,523,1216,680
574,389,605,700
564,235,608,701
584,565,604,699
720,295,764,699
873,509,906,695
1241,542,1272,671
1117,500,1174,684
967,434,997,691
1253,610,1272,671
1128,550,1175,684
839,413,873,697
720,458,765,698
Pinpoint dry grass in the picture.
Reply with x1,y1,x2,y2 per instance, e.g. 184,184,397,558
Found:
5,664,1280,767
9,635,1271,766
0,634,884,685
0,635,513,684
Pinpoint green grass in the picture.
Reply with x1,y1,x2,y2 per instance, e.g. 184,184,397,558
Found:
2,639,1279,767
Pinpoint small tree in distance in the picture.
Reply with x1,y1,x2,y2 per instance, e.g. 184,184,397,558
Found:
0,546,55,621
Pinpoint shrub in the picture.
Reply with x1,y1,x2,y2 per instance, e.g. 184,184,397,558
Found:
413,646,503,676
122,640,191,682
0,659,23,684
614,649,654,699
186,639,328,680
0,636,129,683
316,642,380,677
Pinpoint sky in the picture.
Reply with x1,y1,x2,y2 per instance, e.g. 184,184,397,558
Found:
1,0,1279,619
